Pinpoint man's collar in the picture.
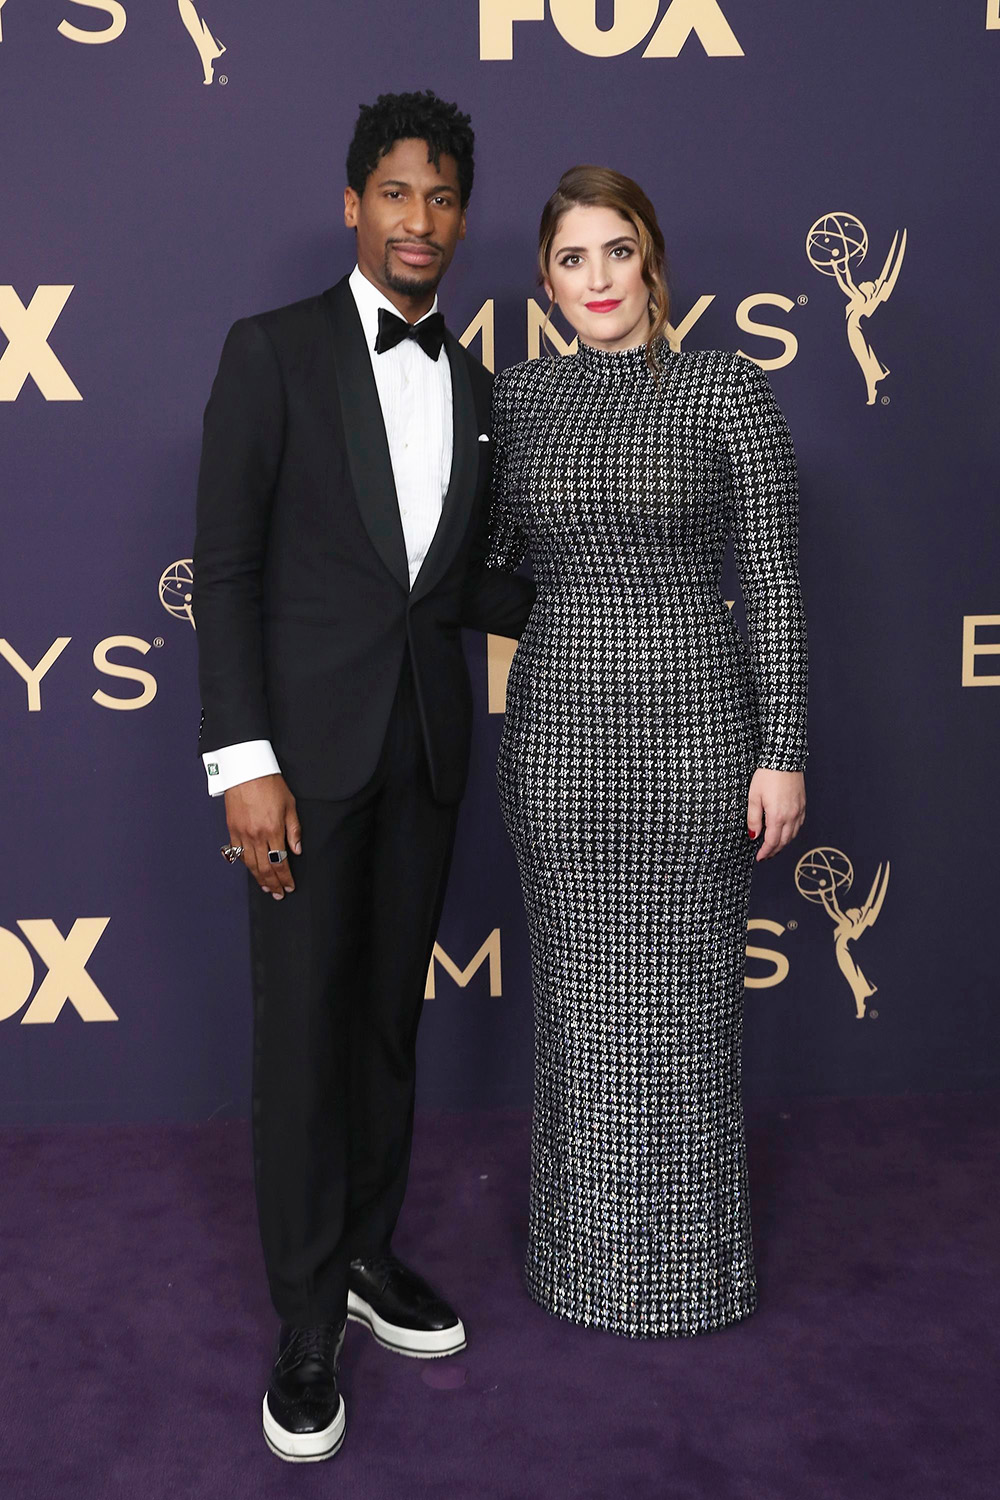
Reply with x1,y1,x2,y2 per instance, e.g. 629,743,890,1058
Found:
349,265,440,352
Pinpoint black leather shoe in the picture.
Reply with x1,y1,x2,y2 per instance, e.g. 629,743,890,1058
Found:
348,1254,466,1358
262,1320,347,1463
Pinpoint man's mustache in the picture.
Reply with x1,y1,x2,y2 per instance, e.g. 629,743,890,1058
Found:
385,239,445,255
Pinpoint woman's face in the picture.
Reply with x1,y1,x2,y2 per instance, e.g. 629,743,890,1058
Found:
544,204,651,352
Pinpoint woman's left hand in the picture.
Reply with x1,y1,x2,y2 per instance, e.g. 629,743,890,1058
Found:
747,769,806,863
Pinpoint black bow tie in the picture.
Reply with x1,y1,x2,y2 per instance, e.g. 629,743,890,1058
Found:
375,306,445,361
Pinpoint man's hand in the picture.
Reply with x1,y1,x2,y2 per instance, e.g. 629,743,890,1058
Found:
747,769,806,863
225,774,302,899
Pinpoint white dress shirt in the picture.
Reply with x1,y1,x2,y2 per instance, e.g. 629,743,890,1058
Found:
202,266,453,796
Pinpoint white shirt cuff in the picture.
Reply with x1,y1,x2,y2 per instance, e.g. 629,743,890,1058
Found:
202,740,281,796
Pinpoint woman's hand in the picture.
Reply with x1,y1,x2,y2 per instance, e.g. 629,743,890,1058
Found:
747,768,805,863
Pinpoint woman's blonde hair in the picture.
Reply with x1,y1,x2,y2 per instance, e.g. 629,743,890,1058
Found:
538,165,670,370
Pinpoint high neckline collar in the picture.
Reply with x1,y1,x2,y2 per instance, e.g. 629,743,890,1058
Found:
574,335,671,376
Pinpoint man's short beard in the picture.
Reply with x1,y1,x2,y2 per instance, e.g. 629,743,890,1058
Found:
381,250,443,300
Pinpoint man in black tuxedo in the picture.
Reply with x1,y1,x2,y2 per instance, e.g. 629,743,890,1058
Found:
193,91,532,1463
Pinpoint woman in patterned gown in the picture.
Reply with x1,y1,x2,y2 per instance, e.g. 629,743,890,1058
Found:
486,167,808,1338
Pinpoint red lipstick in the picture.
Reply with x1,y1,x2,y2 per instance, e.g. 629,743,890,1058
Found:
585,299,622,313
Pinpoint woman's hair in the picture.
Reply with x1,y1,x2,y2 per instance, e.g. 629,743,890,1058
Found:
346,90,475,208
538,165,670,368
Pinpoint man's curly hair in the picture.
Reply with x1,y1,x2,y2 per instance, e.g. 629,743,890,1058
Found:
346,90,475,208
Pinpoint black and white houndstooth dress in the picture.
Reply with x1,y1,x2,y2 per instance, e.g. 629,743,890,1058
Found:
486,337,808,1337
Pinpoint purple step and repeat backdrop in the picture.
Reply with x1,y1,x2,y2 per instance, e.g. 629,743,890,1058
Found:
1,2,998,1124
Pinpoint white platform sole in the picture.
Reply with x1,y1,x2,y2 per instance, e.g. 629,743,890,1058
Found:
262,1393,346,1463
347,1290,467,1359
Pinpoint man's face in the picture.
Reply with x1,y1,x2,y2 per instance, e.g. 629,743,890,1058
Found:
344,137,466,311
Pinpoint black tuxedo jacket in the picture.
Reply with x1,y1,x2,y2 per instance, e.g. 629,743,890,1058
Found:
193,275,533,803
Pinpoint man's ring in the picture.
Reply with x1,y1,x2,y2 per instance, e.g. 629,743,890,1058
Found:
221,844,244,864
268,849,289,865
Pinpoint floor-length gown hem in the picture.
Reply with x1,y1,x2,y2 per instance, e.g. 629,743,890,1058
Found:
523,1263,758,1340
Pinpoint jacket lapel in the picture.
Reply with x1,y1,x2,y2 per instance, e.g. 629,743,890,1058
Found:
409,331,478,604
322,278,409,591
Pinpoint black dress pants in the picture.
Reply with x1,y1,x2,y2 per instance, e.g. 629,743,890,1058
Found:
247,654,459,1325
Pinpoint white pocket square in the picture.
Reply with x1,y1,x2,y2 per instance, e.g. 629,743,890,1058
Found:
478,433,490,443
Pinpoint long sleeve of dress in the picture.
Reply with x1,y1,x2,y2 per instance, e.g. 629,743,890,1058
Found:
460,369,535,637
723,355,808,772
483,370,529,575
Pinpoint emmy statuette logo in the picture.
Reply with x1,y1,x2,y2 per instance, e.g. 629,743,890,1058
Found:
480,0,743,60
159,559,196,629
796,848,890,1019
177,0,224,85
0,285,81,402
0,919,117,1024
807,213,907,406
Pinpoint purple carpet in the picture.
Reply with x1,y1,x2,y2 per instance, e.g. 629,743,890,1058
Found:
1,1094,996,1500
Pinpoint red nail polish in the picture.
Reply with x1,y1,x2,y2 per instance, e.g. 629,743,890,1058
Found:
748,828,757,838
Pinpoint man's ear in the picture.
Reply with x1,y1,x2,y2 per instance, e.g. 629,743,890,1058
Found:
344,186,360,229
458,210,467,242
